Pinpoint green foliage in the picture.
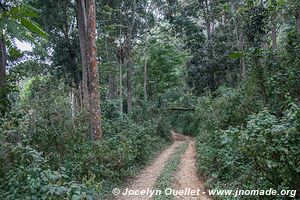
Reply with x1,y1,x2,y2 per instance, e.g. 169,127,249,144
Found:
2,0,300,199
0,2,47,48
195,102,300,197
243,5,269,47
0,74,170,199
81,117,169,180
0,143,102,200
134,33,187,100
191,87,263,134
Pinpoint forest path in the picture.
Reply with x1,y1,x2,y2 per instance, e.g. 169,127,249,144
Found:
114,139,184,200
172,139,210,200
113,131,209,200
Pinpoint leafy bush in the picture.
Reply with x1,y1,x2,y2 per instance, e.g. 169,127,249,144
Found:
0,143,103,200
195,104,300,197
0,76,171,199
189,86,263,136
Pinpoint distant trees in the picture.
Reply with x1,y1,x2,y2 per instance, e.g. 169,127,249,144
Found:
157,0,300,96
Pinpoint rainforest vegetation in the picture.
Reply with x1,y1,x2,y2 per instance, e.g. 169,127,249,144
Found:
0,0,299,199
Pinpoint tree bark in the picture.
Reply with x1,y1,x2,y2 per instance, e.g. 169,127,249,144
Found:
119,57,123,118
271,0,277,49
126,53,133,113
125,0,136,113
108,73,116,99
0,34,7,115
239,29,245,79
105,33,115,100
0,35,6,90
76,0,89,109
76,0,102,140
144,56,147,102
296,8,300,34
87,0,101,140
271,14,277,49
203,0,211,40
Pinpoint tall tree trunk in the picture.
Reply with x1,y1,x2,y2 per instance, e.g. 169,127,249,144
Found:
126,52,133,113
125,0,136,113
119,59,123,118
144,56,147,102
203,0,211,40
0,34,7,116
105,34,115,100
296,8,300,34
76,0,101,140
76,0,89,109
87,0,101,140
271,14,277,49
70,88,76,118
0,35,6,90
271,0,277,49
239,29,245,79
108,74,115,99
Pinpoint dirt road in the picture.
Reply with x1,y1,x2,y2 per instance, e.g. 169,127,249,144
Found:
113,132,210,200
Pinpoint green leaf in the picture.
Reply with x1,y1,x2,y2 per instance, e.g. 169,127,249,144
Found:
228,52,243,59
19,18,47,38
10,5,39,18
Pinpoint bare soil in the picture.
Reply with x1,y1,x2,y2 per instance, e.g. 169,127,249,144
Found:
115,141,184,200
172,140,210,200
114,132,209,200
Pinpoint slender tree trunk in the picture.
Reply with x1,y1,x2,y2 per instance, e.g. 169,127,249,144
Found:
125,0,136,113
271,0,277,49
239,29,245,79
76,0,89,109
203,0,211,40
87,0,101,140
119,59,123,118
296,8,300,34
126,53,133,112
108,74,115,99
0,35,6,90
144,56,147,102
0,34,7,115
105,34,115,100
143,26,149,102
70,88,75,118
271,14,277,49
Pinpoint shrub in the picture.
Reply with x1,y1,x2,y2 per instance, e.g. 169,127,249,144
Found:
0,143,103,200
0,76,171,199
195,104,300,196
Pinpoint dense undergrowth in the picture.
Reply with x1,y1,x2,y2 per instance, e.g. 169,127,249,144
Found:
190,33,300,199
0,77,170,199
194,89,300,199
